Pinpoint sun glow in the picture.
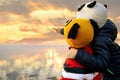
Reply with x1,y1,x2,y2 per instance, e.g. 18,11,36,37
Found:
0,60,8,67
0,48,66,71
45,49,65,70
0,48,66,79
30,8,75,20
116,16,120,23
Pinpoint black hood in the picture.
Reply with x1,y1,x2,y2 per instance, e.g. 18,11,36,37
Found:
96,19,118,41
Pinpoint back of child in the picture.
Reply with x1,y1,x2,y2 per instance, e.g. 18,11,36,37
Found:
58,19,101,80
69,1,120,79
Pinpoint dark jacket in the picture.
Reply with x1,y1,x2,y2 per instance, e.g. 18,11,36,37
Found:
75,19,120,77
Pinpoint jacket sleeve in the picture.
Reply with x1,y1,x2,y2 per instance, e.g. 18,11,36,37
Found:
75,38,111,72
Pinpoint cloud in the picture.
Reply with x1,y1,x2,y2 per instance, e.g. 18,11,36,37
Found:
0,0,31,16
7,31,65,45
112,16,120,31
19,21,43,33
48,18,67,27
19,26,39,32
0,13,24,24
0,0,76,17
116,32,120,44
1,0,120,17
116,16,120,23
0,4,75,44
0,0,120,44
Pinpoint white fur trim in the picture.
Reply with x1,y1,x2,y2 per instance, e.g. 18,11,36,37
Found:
62,69,98,80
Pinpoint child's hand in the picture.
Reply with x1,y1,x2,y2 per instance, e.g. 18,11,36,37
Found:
67,48,78,58
52,27,62,33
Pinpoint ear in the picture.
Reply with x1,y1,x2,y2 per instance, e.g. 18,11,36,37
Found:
87,1,96,8
77,4,85,11
90,19,99,34
104,4,107,8
65,19,72,26
68,23,80,39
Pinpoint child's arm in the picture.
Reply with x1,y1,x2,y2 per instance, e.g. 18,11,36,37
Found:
67,39,112,72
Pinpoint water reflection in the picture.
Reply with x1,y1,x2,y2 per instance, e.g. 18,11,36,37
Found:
0,46,67,80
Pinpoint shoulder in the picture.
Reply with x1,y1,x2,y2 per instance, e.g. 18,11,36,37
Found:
93,37,112,45
91,37,113,51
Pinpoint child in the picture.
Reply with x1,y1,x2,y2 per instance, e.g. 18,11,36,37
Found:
67,1,120,80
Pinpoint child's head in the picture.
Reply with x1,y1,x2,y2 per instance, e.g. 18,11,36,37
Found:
76,1,107,28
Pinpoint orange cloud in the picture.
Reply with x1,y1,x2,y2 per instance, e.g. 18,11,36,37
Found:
0,0,76,44
0,8,75,44
116,32,120,44
116,16,120,23
30,8,75,20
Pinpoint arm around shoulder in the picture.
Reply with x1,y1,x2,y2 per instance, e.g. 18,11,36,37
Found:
75,39,111,72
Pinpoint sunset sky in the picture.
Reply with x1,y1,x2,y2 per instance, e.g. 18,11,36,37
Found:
0,0,120,61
